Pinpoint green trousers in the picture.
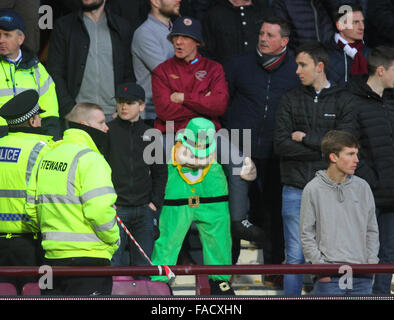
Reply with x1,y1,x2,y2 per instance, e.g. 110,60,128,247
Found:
151,201,232,282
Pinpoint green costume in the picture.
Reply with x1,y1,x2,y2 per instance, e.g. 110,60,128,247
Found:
151,118,232,283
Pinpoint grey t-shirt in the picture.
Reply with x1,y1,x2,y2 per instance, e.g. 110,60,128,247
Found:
76,14,116,117
132,14,175,120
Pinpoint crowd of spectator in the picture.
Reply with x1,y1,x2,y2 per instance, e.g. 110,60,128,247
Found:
0,0,393,296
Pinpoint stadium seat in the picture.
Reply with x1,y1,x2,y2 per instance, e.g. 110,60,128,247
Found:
22,282,41,296
111,276,171,295
0,282,17,295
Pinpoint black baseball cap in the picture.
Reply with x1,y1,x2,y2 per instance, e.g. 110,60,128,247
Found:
0,10,25,32
115,82,145,102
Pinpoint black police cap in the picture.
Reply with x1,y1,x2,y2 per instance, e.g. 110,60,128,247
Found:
0,90,42,125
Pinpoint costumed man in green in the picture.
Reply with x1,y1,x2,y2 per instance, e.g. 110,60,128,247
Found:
151,117,234,295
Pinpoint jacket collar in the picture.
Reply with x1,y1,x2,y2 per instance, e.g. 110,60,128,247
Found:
77,4,120,34
63,128,101,154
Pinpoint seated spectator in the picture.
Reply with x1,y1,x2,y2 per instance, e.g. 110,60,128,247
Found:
104,82,167,278
201,0,273,65
301,130,379,295
365,0,394,48
326,3,370,87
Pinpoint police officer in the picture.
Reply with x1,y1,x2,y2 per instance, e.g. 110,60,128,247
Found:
0,90,54,294
0,9,60,140
25,102,120,296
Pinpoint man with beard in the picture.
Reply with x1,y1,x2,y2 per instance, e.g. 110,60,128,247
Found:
47,0,135,128
132,0,182,126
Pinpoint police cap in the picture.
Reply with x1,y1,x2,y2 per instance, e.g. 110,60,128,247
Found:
0,10,25,33
0,90,43,125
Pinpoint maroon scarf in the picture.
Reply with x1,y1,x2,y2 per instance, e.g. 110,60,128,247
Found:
336,39,368,75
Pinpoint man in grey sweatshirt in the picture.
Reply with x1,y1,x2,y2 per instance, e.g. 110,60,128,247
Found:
300,130,379,295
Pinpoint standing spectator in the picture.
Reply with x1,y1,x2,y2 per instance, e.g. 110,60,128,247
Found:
0,9,60,139
274,41,353,295
0,0,40,54
104,82,167,277
47,0,134,126
26,103,120,296
152,16,228,135
223,17,300,282
326,3,370,87
0,90,53,294
301,130,379,295
365,0,394,48
346,46,394,295
201,0,272,65
132,0,181,126
152,15,256,264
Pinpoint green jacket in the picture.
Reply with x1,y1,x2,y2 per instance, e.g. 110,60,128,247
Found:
0,130,53,234
26,128,120,260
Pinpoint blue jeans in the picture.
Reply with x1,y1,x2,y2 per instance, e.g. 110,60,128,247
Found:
373,211,394,295
282,185,305,295
314,277,373,295
112,205,156,271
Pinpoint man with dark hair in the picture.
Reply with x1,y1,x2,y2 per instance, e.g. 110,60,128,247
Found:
346,46,394,295
301,130,379,295
274,41,353,295
223,16,300,286
326,3,370,86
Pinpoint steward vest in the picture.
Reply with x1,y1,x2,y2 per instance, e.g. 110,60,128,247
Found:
0,131,53,234
26,129,120,260
0,56,59,120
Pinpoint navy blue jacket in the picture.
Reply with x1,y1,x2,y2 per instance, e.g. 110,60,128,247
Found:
326,37,370,87
223,50,300,159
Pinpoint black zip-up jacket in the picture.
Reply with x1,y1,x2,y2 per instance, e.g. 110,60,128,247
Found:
47,5,135,118
105,117,167,209
347,75,394,212
274,84,353,188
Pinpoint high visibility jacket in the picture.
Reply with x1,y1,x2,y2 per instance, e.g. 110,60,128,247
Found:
0,131,53,234
0,50,60,138
26,129,120,260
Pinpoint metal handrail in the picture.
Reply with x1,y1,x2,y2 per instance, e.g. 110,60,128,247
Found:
0,264,393,277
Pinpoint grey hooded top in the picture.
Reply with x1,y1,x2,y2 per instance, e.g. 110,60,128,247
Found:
300,170,379,265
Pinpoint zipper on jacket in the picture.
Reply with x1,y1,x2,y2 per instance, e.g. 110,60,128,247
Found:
264,75,271,119
344,51,348,83
311,0,320,42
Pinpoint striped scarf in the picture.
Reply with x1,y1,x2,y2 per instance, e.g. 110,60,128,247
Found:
257,47,287,72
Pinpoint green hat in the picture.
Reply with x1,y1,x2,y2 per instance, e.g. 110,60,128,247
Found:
176,117,216,158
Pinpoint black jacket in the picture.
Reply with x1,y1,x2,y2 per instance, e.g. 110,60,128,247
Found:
105,117,167,209
366,0,394,48
224,50,300,159
272,0,336,49
274,84,353,188
201,0,272,65
47,6,135,118
347,76,394,211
